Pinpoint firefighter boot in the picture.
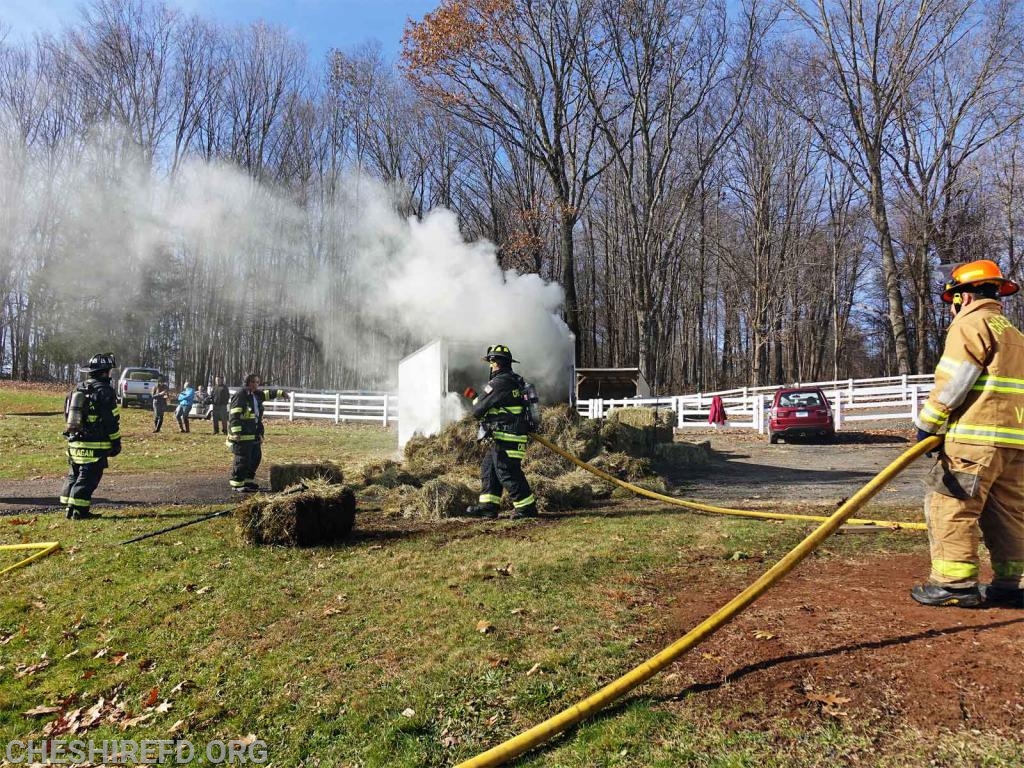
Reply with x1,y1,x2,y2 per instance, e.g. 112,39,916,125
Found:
509,503,538,520
464,504,498,519
67,506,100,520
910,582,981,608
980,584,1024,608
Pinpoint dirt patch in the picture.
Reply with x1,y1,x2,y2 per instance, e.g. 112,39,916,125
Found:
648,553,1024,735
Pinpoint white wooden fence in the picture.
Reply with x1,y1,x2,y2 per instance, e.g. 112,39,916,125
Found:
185,374,936,434
577,374,936,434
188,389,399,425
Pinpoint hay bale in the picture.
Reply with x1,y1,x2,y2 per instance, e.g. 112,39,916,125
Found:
355,459,417,488
523,448,573,478
417,476,477,520
559,468,614,500
539,404,602,461
533,474,595,511
404,417,486,467
236,480,356,546
655,441,712,467
269,462,343,492
601,408,675,457
590,452,652,482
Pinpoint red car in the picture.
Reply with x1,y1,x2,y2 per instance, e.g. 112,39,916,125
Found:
768,387,835,444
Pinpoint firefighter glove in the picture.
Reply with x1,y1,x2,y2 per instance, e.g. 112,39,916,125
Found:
463,387,477,400
916,428,942,457
109,438,122,457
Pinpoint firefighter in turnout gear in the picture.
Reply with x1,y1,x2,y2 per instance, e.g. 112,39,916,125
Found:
912,259,1024,608
463,344,538,520
227,373,288,492
60,353,121,519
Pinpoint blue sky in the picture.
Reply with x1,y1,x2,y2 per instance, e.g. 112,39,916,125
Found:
1,0,440,61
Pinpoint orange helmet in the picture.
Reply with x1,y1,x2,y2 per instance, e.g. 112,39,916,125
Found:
940,259,1020,304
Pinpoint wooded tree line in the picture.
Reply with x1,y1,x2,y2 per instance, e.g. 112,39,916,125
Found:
2,0,1023,392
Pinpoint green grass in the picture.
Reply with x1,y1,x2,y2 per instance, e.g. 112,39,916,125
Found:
2,504,1016,767
0,383,396,479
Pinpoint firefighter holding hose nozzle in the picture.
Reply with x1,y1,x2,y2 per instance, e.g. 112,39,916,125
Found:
227,373,288,493
913,259,1024,608
463,344,540,520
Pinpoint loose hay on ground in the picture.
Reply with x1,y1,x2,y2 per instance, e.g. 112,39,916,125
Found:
236,479,356,546
269,462,344,492
417,475,477,519
354,458,418,488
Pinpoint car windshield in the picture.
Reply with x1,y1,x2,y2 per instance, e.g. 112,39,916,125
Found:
779,391,823,407
128,371,160,381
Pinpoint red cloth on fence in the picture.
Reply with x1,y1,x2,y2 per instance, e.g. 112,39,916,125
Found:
708,395,727,425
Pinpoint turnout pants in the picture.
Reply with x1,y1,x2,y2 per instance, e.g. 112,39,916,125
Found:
230,441,262,488
478,438,536,512
925,443,1024,589
60,456,108,513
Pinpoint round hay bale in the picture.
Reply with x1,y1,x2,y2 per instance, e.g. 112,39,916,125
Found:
269,462,344,492
236,481,356,546
417,476,477,520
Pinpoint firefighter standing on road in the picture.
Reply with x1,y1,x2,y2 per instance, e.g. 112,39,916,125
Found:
913,259,1024,608
60,353,121,520
227,373,288,493
463,344,538,520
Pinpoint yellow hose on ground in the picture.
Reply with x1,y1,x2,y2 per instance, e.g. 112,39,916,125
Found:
455,436,940,768
530,433,927,531
0,541,61,578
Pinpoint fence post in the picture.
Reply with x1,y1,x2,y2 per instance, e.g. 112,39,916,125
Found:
755,394,764,434
382,393,390,426
910,386,919,421
335,393,341,424
288,392,295,421
833,390,842,431
675,397,684,428
901,374,908,399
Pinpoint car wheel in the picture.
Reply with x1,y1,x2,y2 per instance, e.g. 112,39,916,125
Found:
769,429,779,444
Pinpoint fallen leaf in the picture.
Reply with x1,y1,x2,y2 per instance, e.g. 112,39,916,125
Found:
155,701,172,714
753,630,776,640
234,734,258,746
476,620,495,634
805,692,851,706
24,705,61,716
169,719,186,734
7,517,37,525
400,708,415,718
93,648,108,659
551,625,562,633
169,680,191,695
322,606,344,617
15,659,51,678
525,663,542,676
143,687,159,708
121,712,154,729
82,670,96,680
195,586,212,595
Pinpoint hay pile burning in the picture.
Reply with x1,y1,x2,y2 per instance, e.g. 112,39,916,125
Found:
236,479,356,546
354,404,709,518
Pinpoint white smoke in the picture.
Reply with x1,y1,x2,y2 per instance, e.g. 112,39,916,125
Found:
1,132,574,396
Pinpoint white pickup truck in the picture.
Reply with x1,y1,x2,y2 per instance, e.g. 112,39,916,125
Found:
117,367,163,408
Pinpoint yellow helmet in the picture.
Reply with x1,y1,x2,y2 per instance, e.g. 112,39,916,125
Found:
940,259,1019,304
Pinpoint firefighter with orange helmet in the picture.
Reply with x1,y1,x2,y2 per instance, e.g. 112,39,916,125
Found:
913,259,1024,608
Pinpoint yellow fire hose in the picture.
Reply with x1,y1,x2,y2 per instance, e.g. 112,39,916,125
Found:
530,432,927,531
454,436,939,767
0,541,61,578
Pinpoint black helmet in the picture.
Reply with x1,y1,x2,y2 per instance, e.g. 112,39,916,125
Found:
483,344,518,364
80,352,116,375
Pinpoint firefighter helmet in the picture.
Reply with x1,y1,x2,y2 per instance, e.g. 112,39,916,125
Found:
941,259,1020,304
483,344,519,364
80,352,117,375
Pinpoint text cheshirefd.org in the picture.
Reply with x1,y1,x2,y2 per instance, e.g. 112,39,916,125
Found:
4,739,269,764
